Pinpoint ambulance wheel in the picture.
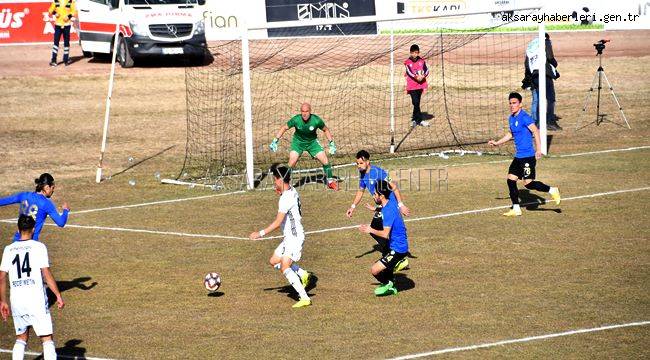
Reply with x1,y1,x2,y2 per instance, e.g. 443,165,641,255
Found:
117,36,134,68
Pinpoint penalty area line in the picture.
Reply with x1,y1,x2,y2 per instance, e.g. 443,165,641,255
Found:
386,320,650,359
0,348,117,360
1,145,645,222
1,187,647,241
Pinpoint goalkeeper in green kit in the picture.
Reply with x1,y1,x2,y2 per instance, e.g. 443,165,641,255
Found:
269,102,339,191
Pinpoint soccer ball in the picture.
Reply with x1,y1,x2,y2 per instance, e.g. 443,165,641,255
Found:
204,272,221,292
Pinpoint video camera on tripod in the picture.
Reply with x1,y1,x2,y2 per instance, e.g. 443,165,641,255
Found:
593,39,610,55
576,38,630,130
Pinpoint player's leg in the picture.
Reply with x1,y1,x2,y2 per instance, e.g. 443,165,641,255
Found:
522,158,560,205
313,149,337,190
33,313,56,360
12,330,28,360
503,158,523,216
280,256,311,307
39,335,56,360
62,25,71,65
531,88,539,127
409,90,422,126
290,262,311,288
50,26,62,66
372,251,403,296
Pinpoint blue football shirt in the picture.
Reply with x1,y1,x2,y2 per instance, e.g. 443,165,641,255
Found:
0,192,69,241
359,165,397,202
509,109,536,158
381,200,408,253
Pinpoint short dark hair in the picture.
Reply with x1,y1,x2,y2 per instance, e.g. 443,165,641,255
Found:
356,150,370,161
35,173,55,192
17,215,35,233
374,180,392,199
410,44,419,52
270,163,291,183
509,92,523,102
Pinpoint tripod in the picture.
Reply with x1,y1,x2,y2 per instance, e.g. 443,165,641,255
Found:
576,46,630,130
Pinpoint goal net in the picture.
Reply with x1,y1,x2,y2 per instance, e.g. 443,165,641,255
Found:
179,9,539,185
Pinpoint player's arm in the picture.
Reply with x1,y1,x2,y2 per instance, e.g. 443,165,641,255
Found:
0,192,22,207
322,125,336,154
42,267,64,309
47,201,70,227
360,224,391,239
346,189,364,217
527,123,543,159
274,125,290,140
0,271,9,321
250,211,286,240
389,181,410,216
488,132,512,147
421,61,429,81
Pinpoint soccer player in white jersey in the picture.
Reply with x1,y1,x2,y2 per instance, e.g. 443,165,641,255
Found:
0,215,65,360
250,164,312,308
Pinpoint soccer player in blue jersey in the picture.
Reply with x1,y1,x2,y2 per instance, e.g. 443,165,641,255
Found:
488,92,561,216
359,180,409,296
0,173,70,240
347,150,410,271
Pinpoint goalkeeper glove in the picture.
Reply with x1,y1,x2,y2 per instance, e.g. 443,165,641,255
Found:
269,138,279,152
328,140,337,155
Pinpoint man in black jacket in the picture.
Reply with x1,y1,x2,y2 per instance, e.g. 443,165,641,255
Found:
523,33,562,131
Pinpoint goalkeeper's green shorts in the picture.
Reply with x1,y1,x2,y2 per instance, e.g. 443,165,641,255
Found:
291,140,324,158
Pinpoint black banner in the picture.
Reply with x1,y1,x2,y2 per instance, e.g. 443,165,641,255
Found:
265,0,377,37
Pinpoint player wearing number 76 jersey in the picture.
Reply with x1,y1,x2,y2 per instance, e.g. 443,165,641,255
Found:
0,173,70,241
0,215,65,360
249,164,313,309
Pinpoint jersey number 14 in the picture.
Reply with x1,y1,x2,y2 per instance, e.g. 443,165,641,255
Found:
12,253,32,279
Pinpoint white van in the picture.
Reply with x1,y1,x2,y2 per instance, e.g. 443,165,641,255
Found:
76,0,206,67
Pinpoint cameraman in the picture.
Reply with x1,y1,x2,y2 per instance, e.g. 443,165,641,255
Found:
523,33,561,131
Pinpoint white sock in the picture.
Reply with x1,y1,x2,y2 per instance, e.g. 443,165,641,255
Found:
290,263,307,278
42,340,56,360
12,340,26,360
282,268,309,300
550,187,558,194
512,204,521,212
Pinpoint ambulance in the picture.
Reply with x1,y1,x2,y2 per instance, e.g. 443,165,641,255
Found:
76,0,206,67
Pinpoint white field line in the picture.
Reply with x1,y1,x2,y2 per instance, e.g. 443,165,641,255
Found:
0,145,647,222
1,187,647,241
0,347,116,360
0,190,245,221
387,320,650,359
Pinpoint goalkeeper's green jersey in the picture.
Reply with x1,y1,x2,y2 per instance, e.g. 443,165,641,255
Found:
287,114,326,146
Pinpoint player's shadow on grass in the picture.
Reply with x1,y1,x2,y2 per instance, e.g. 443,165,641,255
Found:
33,339,87,360
46,277,97,308
519,189,562,213
263,274,318,301
420,112,435,120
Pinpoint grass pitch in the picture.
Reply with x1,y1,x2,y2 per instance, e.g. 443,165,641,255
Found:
0,31,649,358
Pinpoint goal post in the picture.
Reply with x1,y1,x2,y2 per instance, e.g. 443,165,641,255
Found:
180,4,543,188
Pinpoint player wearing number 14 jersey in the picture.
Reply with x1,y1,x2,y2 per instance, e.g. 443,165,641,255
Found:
250,164,313,308
0,215,65,360
0,173,70,241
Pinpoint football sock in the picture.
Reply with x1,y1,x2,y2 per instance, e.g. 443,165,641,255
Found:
524,181,551,192
323,163,333,180
507,179,519,205
290,263,307,278
12,340,26,360
42,340,56,360
373,269,393,285
283,268,309,300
